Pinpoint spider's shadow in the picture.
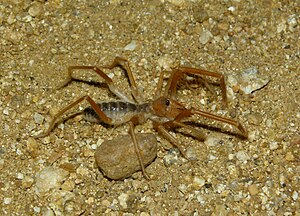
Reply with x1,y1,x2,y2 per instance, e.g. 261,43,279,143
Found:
67,78,109,89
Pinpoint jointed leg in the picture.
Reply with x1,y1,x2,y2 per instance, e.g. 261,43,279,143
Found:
100,57,140,103
34,95,112,138
59,66,134,103
128,121,150,180
173,108,248,138
155,111,247,160
166,67,228,106
190,109,248,138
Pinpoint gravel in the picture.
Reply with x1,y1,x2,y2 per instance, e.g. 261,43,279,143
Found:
0,0,299,215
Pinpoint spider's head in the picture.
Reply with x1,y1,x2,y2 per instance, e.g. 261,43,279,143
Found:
151,97,186,120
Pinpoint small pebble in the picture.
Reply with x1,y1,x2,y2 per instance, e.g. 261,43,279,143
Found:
7,14,15,24
216,184,226,193
248,113,263,125
248,184,259,195
101,199,110,208
178,184,187,194
61,179,75,191
3,107,9,115
292,191,298,201
199,30,213,44
22,15,32,22
269,142,279,150
217,22,229,32
76,165,90,176
236,151,250,162
193,176,205,189
123,40,137,51
227,67,270,94
157,55,174,70
28,2,43,17
16,172,24,180
47,190,77,214
266,119,273,127
196,193,205,204
163,148,180,167
35,167,69,195
26,137,39,158
192,7,208,23
33,206,41,213
4,197,12,205
285,152,295,161
228,6,236,12
118,193,129,209
22,176,34,189
185,146,197,160
33,112,44,124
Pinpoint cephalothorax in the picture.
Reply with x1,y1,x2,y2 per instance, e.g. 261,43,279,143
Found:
34,57,247,179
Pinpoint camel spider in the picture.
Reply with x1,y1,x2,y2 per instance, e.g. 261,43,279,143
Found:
34,57,247,179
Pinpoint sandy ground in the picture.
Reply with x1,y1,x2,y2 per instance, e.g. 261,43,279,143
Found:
0,0,299,215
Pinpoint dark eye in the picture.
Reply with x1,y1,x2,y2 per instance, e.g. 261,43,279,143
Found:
165,99,170,106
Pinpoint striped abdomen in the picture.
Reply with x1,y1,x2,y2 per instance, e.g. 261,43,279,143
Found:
83,101,148,125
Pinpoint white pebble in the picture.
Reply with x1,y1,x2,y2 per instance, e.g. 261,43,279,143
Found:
266,119,272,127
248,130,258,141
91,144,97,150
28,3,43,17
33,206,41,213
228,6,235,12
269,142,279,150
22,15,32,22
178,184,187,193
96,138,104,146
123,40,137,51
200,98,205,105
287,15,297,27
208,154,217,161
34,112,44,124
3,107,9,115
199,30,213,44
107,72,114,79
236,151,250,162
228,153,235,160
185,146,197,160
16,172,24,180
216,184,226,193
35,167,69,195
157,55,174,70
236,67,270,94
76,165,89,176
193,176,205,188
118,193,128,209
196,194,205,204
4,197,12,204
292,191,298,201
